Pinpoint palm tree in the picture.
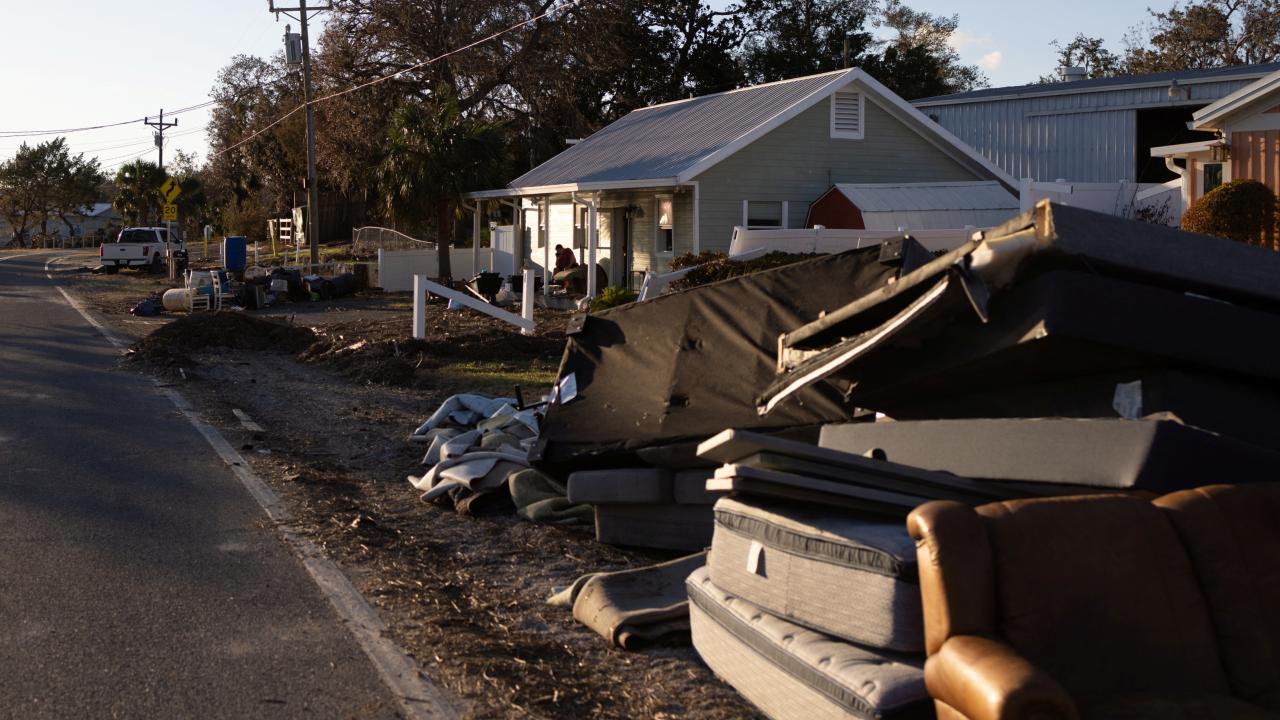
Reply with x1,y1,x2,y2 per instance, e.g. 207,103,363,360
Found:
377,93,508,279
113,160,166,226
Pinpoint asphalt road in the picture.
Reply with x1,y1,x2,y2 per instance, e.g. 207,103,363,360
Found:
0,252,403,718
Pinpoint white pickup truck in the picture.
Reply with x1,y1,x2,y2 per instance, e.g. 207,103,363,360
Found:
99,227,183,273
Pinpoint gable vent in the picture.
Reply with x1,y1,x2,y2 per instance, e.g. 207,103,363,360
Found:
831,89,864,139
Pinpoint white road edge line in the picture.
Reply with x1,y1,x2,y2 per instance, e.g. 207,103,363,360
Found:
232,408,266,433
0,252,43,263
54,285,458,720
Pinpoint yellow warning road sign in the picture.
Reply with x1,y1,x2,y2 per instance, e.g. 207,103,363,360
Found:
160,177,182,204
162,204,178,221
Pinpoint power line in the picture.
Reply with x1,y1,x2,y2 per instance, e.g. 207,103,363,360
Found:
213,1,577,159
57,126,210,156
0,101,216,139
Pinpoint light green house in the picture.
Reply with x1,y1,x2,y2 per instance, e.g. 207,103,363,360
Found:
465,68,1014,295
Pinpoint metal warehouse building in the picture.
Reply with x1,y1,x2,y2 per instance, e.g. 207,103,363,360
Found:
913,63,1280,184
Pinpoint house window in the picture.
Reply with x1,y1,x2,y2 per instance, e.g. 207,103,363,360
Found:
1204,163,1224,194
830,89,864,140
744,201,784,228
655,195,674,254
573,206,588,249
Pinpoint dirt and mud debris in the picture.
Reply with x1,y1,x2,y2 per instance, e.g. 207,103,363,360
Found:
131,312,317,361
297,309,569,386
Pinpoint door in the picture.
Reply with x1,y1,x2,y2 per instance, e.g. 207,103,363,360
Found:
609,208,629,289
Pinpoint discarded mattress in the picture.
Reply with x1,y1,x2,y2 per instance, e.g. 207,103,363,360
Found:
760,201,1280,415
709,465,925,518
865,368,1280,452
594,504,713,552
709,495,923,651
568,468,718,505
673,469,717,505
572,552,707,650
819,416,1280,491
567,468,673,504
698,429,1021,504
687,566,930,720
532,248,903,474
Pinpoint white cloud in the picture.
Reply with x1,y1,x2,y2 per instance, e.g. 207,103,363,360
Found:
979,51,1004,71
949,29,992,51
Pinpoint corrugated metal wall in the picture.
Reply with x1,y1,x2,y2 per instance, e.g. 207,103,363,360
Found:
920,79,1258,182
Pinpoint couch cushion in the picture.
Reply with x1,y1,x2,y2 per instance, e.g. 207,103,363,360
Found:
1156,483,1280,711
976,494,1230,697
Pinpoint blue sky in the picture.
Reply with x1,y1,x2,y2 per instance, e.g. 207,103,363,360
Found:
0,0,1152,171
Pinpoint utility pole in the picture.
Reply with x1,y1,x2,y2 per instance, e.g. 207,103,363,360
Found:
270,0,331,268
146,110,179,278
144,109,178,172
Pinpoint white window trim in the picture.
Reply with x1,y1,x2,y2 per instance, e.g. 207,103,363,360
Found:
654,194,675,255
830,89,865,140
742,199,789,229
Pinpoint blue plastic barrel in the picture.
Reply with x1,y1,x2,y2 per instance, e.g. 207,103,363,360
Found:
223,236,247,270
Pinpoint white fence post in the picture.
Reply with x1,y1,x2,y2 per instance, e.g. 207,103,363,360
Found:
412,274,426,339
521,267,535,336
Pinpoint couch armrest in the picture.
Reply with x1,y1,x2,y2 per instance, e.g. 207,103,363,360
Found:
925,635,1078,720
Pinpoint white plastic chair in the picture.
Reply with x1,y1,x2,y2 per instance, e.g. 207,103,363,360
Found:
210,270,233,310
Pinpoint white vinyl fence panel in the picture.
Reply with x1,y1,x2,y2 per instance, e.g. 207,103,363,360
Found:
728,225,978,256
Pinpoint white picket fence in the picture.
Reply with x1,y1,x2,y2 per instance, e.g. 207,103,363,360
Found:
727,225,979,257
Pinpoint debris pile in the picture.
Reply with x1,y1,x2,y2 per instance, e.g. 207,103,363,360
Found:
129,313,317,368
394,201,1280,720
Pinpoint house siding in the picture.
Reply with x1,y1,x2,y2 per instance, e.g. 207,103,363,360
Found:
1232,130,1280,195
692,95,979,253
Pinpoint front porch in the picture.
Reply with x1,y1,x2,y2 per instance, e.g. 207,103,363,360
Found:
462,180,700,299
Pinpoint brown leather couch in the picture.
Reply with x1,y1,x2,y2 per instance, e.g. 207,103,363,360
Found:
906,483,1280,719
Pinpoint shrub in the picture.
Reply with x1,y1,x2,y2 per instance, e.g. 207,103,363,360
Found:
591,285,637,311
666,250,815,290
1181,179,1277,247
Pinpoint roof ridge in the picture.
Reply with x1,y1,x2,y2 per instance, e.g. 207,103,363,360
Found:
915,61,1280,105
636,69,851,112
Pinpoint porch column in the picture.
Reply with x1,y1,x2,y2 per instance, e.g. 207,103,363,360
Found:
471,201,481,278
587,199,599,298
541,197,551,296
513,197,525,274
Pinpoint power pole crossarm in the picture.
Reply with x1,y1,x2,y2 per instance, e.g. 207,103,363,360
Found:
144,109,178,172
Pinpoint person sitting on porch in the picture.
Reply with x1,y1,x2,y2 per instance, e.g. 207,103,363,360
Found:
553,245,580,290
554,244,578,273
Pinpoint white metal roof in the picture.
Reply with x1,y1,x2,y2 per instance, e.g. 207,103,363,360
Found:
467,69,1016,198
1193,67,1280,128
915,62,1280,107
833,181,1016,211
829,181,1019,231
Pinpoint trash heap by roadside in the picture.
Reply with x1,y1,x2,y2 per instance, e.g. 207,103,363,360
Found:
680,201,1280,720
158,264,364,314
399,202,1280,720
528,247,903,551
